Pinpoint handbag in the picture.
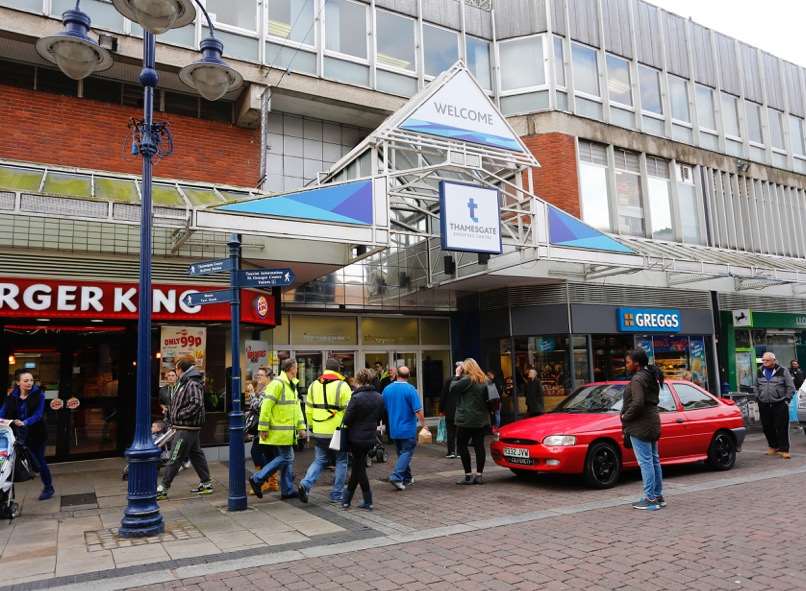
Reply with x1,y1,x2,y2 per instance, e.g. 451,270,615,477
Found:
13,442,39,483
436,417,447,443
329,426,347,452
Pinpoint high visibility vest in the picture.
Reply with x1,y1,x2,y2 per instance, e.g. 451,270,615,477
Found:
306,375,351,439
257,372,305,446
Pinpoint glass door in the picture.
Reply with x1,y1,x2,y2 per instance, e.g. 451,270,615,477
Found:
295,352,323,394
7,348,61,458
69,340,121,455
393,351,419,390
363,352,391,377
326,351,356,380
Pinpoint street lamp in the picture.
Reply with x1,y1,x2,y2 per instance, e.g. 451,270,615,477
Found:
37,0,242,538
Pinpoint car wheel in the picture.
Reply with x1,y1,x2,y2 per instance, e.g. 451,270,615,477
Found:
706,432,736,471
583,441,621,489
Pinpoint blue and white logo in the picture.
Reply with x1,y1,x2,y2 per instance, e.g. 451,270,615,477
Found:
467,198,479,223
617,308,682,333
440,182,501,254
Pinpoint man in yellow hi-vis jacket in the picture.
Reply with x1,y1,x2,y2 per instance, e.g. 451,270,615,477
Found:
248,358,306,500
298,358,352,503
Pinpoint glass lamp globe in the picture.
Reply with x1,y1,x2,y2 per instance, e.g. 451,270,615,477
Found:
35,9,113,81
52,39,102,80
111,0,195,35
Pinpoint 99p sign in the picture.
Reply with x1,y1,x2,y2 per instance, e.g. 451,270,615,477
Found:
159,326,207,385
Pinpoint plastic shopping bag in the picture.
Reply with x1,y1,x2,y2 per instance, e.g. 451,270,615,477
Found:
789,391,799,422
436,417,447,443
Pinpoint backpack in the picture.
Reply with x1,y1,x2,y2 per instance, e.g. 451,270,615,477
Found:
13,442,40,483
245,379,295,436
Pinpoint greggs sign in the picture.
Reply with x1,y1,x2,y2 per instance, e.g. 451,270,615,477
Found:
0,277,278,326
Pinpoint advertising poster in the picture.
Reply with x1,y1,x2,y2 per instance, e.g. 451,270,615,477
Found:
634,336,655,364
735,351,755,390
245,340,269,381
160,326,206,386
688,337,708,389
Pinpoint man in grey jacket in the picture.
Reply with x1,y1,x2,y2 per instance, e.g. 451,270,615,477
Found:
755,352,795,459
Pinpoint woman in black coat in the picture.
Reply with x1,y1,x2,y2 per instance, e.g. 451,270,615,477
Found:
0,370,53,500
341,368,384,510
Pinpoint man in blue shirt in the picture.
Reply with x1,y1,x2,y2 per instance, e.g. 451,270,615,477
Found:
382,366,424,490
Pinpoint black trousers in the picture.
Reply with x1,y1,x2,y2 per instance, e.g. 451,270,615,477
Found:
162,429,210,487
759,400,790,453
347,443,372,500
446,420,458,455
456,427,486,474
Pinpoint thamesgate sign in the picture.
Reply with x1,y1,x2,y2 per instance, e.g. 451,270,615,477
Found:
439,181,502,254
0,277,277,326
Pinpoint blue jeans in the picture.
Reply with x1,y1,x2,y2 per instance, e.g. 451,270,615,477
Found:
252,446,295,496
29,441,53,491
390,437,417,484
300,439,348,501
630,436,662,500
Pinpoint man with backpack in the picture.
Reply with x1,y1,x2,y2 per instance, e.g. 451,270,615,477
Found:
298,358,352,504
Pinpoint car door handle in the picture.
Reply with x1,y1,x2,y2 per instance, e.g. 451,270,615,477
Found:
675,418,684,424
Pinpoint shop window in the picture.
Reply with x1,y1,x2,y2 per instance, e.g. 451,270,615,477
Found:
499,36,545,93
571,42,599,97
420,318,450,345
466,36,492,90
553,36,565,88
290,315,357,346
638,65,662,115
647,156,673,241
721,93,741,138
746,101,764,145
376,10,415,72
614,148,644,236
592,335,633,381
695,84,716,131
606,54,631,107
768,108,785,150
674,383,718,410
578,140,610,231
527,336,572,409
361,317,418,346
422,23,458,78
788,115,806,156
325,0,367,60
423,350,451,416
268,0,315,44
206,0,256,31
669,75,690,123
675,163,704,245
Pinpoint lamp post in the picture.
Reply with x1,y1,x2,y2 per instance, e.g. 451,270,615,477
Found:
37,0,242,537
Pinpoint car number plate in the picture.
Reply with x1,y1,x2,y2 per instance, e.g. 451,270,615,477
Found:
503,447,529,458
508,457,533,465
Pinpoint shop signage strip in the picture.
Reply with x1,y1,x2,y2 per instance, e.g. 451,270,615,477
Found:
617,307,682,333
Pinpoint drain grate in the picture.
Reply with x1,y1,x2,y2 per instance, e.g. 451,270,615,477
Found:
61,492,98,509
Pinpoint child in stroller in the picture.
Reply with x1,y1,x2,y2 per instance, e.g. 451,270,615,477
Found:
365,425,388,467
122,420,175,480
0,420,20,520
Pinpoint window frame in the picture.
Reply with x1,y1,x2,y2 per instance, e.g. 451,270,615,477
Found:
571,41,601,102
668,74,692,127
646,156,673,241
612,148,645,237
266,0,316,49
553,35,566,90
465,35,493,92
323,0,370,65
605,53,633,110
788,114,806,157
422,21,459,81
204,0,260,35
720,92,742,141
577,140,611,232
374,8,417,76
496,34,549,96
695,83,718,134
768,107,787,154
637,63,663,119
745,100,764,147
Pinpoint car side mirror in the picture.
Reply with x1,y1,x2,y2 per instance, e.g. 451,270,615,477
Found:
721,398,736,406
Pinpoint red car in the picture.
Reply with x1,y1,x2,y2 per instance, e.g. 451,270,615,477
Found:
491,380,746,488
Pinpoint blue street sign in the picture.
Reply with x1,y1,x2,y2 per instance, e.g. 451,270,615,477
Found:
184,290,232,307
238,268,296,288
188,258,234,276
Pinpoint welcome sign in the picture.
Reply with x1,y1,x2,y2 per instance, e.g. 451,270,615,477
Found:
439,181,502,254
399,69,524,152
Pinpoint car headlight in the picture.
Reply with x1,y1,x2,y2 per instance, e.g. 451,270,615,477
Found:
543,435,576,446
492,431,500,442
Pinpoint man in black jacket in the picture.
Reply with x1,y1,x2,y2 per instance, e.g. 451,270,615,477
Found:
157,356,212,500
524,369,544,417
789,360,804,391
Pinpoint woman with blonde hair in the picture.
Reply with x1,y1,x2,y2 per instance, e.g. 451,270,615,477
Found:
449,358,490,485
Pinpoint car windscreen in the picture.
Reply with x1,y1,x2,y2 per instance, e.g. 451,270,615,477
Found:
552,384,625,413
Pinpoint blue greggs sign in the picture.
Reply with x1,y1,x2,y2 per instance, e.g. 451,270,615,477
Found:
617,308,681,333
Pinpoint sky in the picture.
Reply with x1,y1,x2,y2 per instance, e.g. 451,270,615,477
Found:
649,0,806,67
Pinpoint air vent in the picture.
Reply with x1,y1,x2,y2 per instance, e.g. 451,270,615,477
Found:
0,192,14,210
21,194,108,218
718,294,806,314
568,283,711,309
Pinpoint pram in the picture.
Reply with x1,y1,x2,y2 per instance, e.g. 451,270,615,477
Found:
365,426,388,467
121,427,176,481
0,419,20,521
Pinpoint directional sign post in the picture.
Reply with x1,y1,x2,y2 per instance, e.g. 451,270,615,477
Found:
185,253,296,512
183,289,231,307
188,258,234,276
238,268,296,288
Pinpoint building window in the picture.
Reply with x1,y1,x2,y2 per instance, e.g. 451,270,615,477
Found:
206,0,256,31
669,75,690,123
675,163,703,245
721,93,740,138
553,36,565,87
646,156,672,241
578,141,610,231
325,0,367,59
746,101,763,145
499,36,545,93
376,10,415,72
789,115,806,156
638,64,662,115
768,108,785,150
695,84,716,131
572,43,599,97
606,54,632,107
614,148,644,236
268,0,315,45
422,23,458,78
466,36,491,90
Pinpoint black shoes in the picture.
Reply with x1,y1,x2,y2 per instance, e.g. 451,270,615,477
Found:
248,477,263,499
457,475,474,485
298,484,309,504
